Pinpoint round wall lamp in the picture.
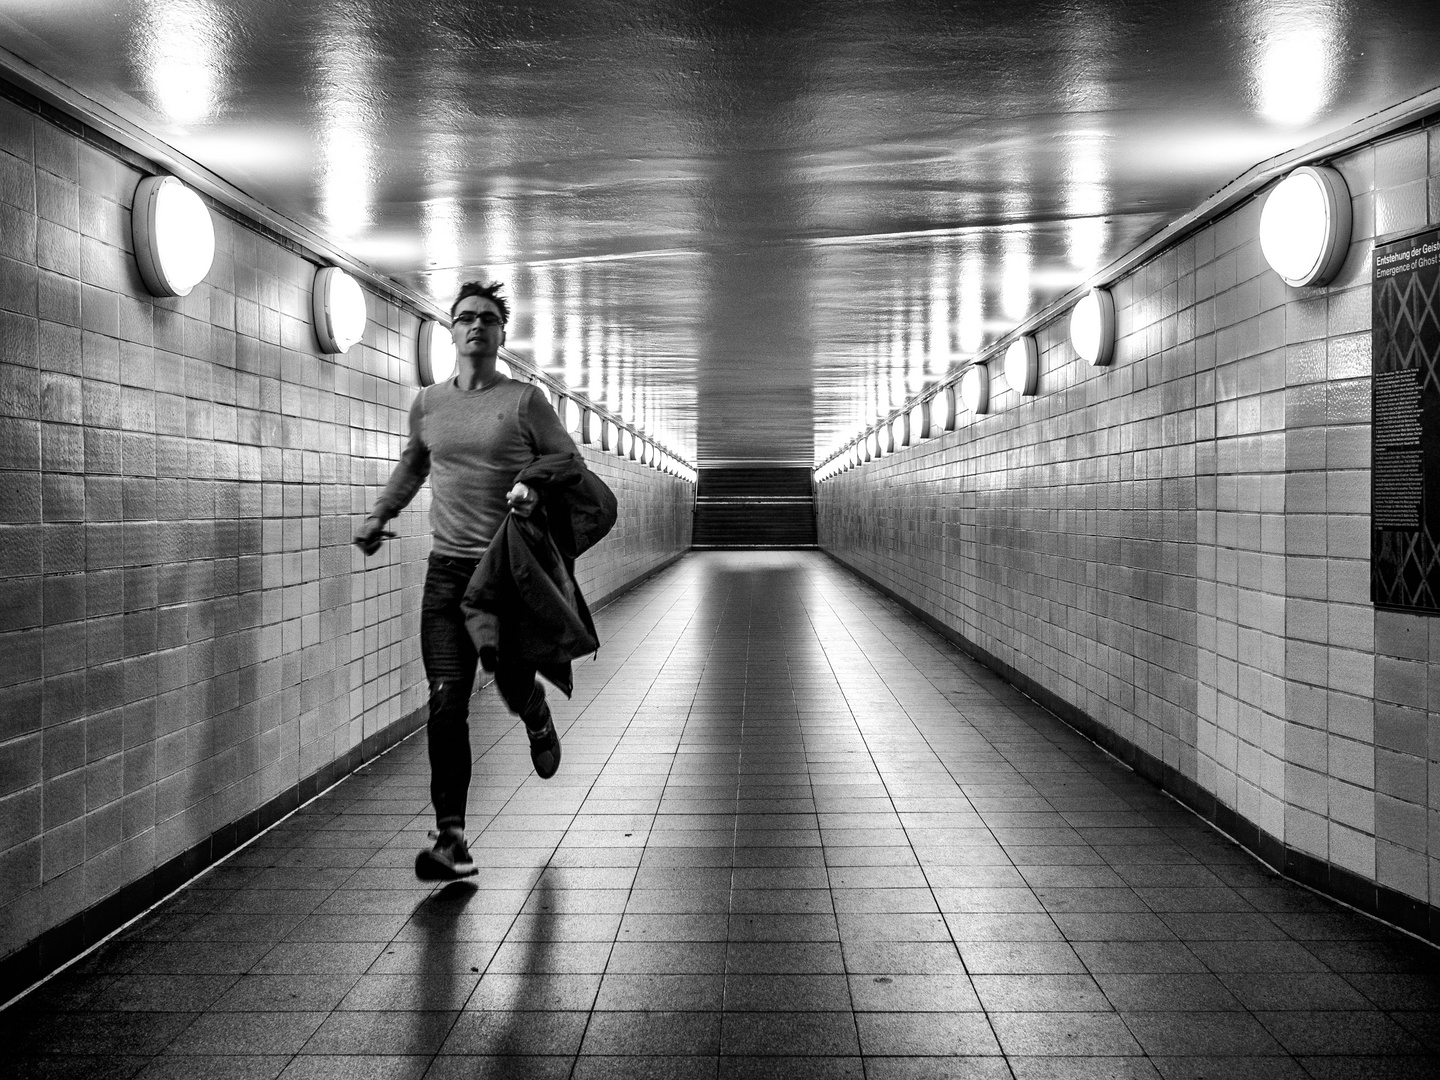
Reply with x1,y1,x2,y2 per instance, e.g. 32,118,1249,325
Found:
1259,165,1352,288
312,267,367,354
938,386,958,432
1069,286,1116,366
417,319,456,386
560,398,585,442
959,364,990,415
908,401,927,444
1003,335,1039,396
132,175,215,298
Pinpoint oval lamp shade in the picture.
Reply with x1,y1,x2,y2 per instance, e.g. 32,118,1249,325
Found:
908,401,927,443
1004,335,1039,396
1070,287,1116,366
132,175,215,297
1259,165,1353,288
959,364,990,415
938,385,958,431
417,319,456,386
313,266,367,354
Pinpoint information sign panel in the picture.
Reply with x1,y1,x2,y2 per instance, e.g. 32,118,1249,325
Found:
1372,226,1440,611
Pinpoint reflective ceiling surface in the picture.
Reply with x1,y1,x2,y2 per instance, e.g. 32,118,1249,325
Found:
3,1,1440,464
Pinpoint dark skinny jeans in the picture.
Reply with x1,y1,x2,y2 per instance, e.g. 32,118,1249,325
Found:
421,553,544,832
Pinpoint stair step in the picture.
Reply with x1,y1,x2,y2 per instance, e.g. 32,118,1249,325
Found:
694,466,817,549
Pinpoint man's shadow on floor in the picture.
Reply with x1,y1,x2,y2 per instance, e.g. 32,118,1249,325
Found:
414,872,560,1072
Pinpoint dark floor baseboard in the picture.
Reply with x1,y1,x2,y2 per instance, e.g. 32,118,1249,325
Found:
0,704,428,1006
826,551,1440,949
587,548,690,611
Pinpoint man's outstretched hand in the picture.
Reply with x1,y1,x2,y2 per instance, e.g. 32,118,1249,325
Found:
354,517,396,555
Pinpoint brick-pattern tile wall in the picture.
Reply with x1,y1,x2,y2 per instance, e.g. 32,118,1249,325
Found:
0,97,693,964
577,449,693,605
819,122,1440,909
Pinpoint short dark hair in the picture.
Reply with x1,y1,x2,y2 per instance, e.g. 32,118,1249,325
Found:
450,280,510,323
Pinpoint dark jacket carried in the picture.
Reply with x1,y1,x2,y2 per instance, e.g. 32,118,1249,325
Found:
462,452,618,697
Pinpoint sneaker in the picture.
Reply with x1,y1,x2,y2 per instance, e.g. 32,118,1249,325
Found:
415,828,478,880
526,716,562,779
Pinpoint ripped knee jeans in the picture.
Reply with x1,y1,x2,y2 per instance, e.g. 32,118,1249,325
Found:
421,552,542,832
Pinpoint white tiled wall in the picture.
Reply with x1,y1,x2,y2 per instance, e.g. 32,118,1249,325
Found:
819,122,1440,910
0,96,693,964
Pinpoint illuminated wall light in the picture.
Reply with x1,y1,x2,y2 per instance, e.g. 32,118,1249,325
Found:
1069,286,1115,366
132,175,215,297
1258,165,1352,288
939,385,958,432
1003,335,1039,397
560,397,585,442
908,401,927,443
958,364,990,416
416,319,456,387
312,266,368,354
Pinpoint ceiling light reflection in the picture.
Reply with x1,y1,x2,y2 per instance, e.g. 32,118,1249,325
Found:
136,0,224,125
1000,232,1032,320
1256,19,1335,126
957,248,983,356
316,35,377,239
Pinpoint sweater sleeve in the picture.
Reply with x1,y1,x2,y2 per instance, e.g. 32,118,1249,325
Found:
522,385,580,456
370,390,430,520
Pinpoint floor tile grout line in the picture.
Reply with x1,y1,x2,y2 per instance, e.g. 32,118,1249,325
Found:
814,554,1176,1067
819,554,1370,1071
806,557,1025,1065
0,707,433,1016
11,552,1440,1069
293,573,694,1073
556,571,700,1075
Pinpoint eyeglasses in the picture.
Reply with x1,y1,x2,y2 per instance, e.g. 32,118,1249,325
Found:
453,312,503,327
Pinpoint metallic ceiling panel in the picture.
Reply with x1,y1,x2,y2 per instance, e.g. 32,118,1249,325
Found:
3,0,1439,464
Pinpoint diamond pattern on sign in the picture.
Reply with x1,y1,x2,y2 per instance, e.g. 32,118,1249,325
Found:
1372,227,1440,611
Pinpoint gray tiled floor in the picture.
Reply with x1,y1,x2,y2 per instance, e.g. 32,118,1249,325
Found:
8,551,1440,1078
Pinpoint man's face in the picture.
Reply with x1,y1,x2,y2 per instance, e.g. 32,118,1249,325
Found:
451,294,506,360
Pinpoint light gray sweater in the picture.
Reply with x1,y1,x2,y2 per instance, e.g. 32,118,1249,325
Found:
371,375,576,558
